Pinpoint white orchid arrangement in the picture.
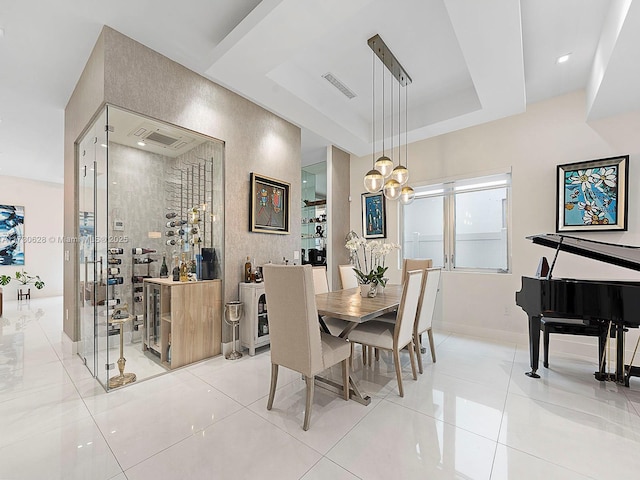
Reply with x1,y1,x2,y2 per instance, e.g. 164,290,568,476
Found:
345,236,400,287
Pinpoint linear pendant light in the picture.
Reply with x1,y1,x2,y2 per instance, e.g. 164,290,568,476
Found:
366,34,412,202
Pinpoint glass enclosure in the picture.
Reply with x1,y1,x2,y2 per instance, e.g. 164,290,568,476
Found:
301,162,327,266
77,105,224,390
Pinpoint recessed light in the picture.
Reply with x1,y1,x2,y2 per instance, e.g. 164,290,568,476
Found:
556,53,571,64
137,141,146,147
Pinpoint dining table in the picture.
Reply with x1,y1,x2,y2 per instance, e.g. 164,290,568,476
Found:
314,284,403,405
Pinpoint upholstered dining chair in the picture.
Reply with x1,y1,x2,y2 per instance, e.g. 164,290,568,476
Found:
311,266,349,337
263,265,351,431
338,264,359,289
401,258,433,285
347,269,424,397
414,268,441,373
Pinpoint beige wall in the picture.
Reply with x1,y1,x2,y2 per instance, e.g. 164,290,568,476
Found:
64,27,301,342
0,175,64,297
328,146,351,290
350,90,640,354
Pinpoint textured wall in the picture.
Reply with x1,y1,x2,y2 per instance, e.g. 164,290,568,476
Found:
64,27,301,343
329,146,351,290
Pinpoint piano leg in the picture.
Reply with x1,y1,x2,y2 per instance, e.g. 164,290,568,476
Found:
594,325,609,381
616,322,626,384
526,315,541,378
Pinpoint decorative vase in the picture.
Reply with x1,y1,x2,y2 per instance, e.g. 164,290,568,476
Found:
359,283,377,298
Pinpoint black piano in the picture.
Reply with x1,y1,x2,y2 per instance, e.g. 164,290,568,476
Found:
515,233,640,385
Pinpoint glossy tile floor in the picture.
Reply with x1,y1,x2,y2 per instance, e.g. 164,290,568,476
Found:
2,297,640,479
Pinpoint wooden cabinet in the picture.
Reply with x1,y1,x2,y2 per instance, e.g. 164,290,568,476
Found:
239,282,270,356
143,278,221,369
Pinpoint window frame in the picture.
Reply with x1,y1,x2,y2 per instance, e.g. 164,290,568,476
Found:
401,171,512,273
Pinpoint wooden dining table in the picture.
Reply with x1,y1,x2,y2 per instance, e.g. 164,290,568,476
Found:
314,284,403,405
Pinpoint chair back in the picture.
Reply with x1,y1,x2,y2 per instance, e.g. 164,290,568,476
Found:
401,258,432,285
415,268,441,334
338,264,359,289
311,266,329,294
263,265,323,377
394,270,424,347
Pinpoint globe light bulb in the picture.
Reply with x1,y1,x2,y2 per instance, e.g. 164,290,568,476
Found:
399,185,415,205
383,178,401,200
363,169,384,193
391,165,409,186
375,155,394,178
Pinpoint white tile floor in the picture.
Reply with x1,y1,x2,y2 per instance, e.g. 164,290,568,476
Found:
2,297,640,479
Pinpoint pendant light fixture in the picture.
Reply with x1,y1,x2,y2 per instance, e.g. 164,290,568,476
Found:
400,82,415,205
383,66,401,200
364,49,384,193
366,34,412,202
374,55,393,179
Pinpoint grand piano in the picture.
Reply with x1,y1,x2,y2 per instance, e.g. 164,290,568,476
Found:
515,233,640,385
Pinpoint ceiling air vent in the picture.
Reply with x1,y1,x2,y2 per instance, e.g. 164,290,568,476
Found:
322,72,357,99
145,131,179,146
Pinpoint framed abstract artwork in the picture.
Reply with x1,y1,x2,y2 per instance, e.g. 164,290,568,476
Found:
0,204,25,265
556,155,628,232
361,192,386,239
250,173,290,234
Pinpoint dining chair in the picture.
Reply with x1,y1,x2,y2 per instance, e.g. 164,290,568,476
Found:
414,268,441,373
263,264,351,431
338,264,359,289
401,258,433,285
347,269,423,397
311,266,349,337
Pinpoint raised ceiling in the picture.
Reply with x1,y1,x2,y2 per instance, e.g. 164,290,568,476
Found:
1,0,639,183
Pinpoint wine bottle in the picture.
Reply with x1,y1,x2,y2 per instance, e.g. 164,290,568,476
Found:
244,256,252,283
160,256,169,278
176,229,185,235
166,220,177,228
133,257,157,264
189,227,199,235
134,286,143,293
132,248,156,255
165,212,177,219
166,239,176,246
108,267,120,275
98,298,120,306
108,248,123,255
178,219,188,225
166,230,176,237
132,275,151,283
107,277,124,285
179,253,188,282
107,258,122,265
134,294,143,303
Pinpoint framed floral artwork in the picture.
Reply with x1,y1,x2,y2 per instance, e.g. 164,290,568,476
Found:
250,173,290,234
361,192,386,239
556,155,628,232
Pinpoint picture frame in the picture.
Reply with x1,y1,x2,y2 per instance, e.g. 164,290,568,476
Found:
556,155,629,232
0,204,25,265
361,192,386,239
250,173,290,234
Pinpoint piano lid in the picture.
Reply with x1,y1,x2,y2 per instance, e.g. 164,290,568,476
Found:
527,234,640,272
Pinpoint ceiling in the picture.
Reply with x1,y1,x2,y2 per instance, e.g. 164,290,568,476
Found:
1,0,639,184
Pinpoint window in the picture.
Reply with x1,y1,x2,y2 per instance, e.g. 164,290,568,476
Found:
402,172,511,272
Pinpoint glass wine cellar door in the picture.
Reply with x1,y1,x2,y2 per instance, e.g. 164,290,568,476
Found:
78,108,110,387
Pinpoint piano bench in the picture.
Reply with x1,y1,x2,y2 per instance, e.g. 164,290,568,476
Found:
541,318,607,369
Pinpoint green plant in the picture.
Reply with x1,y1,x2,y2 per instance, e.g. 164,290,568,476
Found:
344,236,400,287
0,269,45,289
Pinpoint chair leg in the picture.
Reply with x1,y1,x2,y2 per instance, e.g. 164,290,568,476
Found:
267,363,279,410
393,349,404,397
368,345,373,365
350,342,354,369
303,375,314,431
375,348,380,361
362,345,367,365
408,341,418,380
415,332,424,374
427,328,437,363
342,359,350,401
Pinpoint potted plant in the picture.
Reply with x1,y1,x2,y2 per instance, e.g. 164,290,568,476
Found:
0,269,45,299
345,236,400,297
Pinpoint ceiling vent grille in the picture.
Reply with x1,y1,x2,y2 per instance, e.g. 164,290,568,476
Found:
145,131,179,146
322,72,357,99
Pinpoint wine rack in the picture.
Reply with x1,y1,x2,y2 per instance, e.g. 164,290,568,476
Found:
239,282,270,356
131,249,156,336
